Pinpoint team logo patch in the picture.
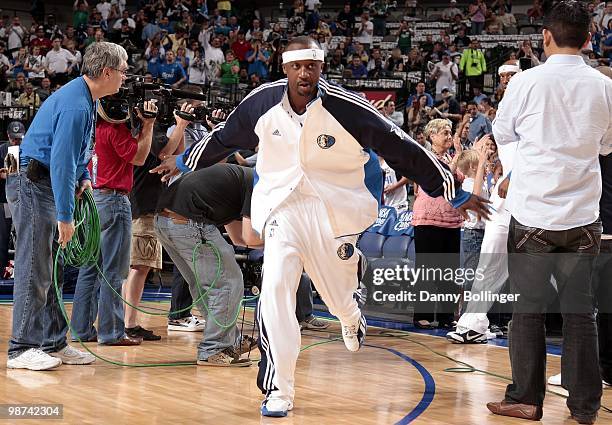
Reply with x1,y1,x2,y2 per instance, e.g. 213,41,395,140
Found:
316,134,335,149
337,243,354,260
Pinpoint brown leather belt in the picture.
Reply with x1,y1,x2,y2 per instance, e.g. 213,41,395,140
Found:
95,188,129,196
158,208,190,224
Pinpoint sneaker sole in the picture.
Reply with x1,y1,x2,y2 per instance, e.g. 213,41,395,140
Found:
167,325,204,332
261,406,288,417
51,356,96,365
301,324,330,330
196,360,252,367
51,357,96,366
446,334,488,344
7,360,62,371
128,335,162,341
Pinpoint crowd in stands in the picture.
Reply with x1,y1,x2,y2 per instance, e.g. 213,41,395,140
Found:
0,0,610,328
0,0,607,126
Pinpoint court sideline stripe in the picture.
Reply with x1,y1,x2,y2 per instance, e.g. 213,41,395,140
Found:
365,343,436,424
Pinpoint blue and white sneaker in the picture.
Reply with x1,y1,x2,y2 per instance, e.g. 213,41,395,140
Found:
260,398,293,417
341,314,367,352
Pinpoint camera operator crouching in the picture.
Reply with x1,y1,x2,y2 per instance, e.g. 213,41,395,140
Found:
70,97,158,346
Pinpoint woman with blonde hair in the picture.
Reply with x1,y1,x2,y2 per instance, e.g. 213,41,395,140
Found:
412,118,464,329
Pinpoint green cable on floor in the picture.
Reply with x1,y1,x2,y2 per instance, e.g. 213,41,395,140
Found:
14,188,612,408
50,190,256,367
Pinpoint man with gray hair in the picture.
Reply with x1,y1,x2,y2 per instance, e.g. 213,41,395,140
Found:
6,42,128,371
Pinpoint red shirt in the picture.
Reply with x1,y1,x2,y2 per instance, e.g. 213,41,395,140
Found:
88,120,138,192
230,40,251,61
30,37,53,55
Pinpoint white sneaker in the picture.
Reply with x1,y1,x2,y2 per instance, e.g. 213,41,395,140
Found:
7,348,62,371
167,316,205,332
548,373,611,387
446,327,488,344
548,373,562,386
260,398,294,417
49,345,96,365
341,314,367,352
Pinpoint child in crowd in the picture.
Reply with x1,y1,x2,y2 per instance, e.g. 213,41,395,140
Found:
379,155,409,210
456,138,494,290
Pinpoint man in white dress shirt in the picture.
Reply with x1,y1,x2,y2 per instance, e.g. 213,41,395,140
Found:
45,37,77,86
487,2,612,423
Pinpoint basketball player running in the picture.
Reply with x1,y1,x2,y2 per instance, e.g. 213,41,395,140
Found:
151,36,489,417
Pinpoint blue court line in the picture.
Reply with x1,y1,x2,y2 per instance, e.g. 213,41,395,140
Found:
0,286,564,356
355,314,564,356
305,331,436,424
365,343,436,424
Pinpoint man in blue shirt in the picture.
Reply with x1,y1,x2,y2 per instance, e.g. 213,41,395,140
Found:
405,80,435,108
466,101,492,146
347,54,368,78
159,50,187,88
6,41,129,371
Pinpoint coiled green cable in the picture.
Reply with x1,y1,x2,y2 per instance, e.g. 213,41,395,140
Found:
51,190,257,367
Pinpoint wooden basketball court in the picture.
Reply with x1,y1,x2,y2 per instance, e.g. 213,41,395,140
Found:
1,304,610,424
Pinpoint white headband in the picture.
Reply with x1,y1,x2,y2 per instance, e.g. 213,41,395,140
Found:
498,64,520,75
282,48,325,64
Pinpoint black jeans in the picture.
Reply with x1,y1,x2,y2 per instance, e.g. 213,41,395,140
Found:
295,273,314,323
413,225,461,326
594,239,612,383
169,265,193,320
467,74,484,97
505,217,602,416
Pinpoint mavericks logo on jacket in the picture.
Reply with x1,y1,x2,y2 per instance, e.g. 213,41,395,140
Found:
316,134,335,149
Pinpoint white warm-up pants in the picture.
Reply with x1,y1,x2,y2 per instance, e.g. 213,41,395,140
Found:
457,184,511,335
257,186,362,404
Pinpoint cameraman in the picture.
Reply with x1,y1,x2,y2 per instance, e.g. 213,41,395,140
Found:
122,102,193,339
164,98,222,332
71,98,158,346
6,42,127,371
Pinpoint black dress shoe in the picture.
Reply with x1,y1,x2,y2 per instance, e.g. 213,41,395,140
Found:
100,336,143,346
487,401,543,421
570,412,597,424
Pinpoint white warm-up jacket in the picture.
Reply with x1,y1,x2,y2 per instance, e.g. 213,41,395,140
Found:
177,78,469,237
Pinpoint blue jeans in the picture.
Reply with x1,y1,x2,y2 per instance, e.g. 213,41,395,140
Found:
155,215,242,359
71,190,132,344
6,171,68,357
462,228,485,291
